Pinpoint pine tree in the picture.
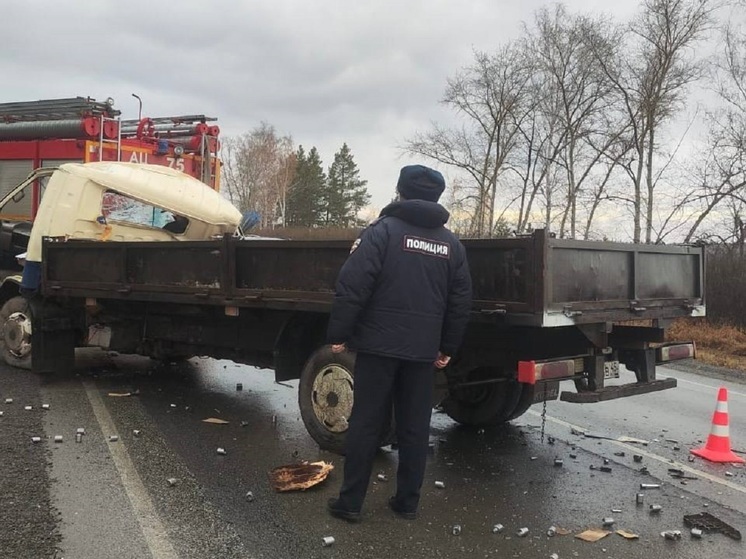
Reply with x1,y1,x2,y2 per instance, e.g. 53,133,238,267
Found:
286,146,326,227
324,143,370,227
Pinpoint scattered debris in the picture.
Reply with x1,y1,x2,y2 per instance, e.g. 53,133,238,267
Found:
167,478,180,487
108,392,132,397
5,398,13,404
376,473,388,482
31,436,41,443
42,404,50,410
611,509,622,513
517,527,529,537
477,428,485,435
547,526,557,537
640,483,660,489
170,404,177,408
618,436,648,444
614,451,625,457
321,536,335,547
636,493,644,506
24,405,32,411
603,458,610,465
725,471,734,477
661,530,682,540
492,524,504,533
109,435,119,442
633,455,643,463
236,383,243,391
75,433,82,443
575,529,611,542
76,428,85,435
616,529,639,540
269,461,334,492
217,447,227,455
547,436,555,444
133,430,141,437
602,518,615,527
569,453,577,459
240,421,250,427
688,455,696,463
673,445,681,451
599,466,612,473
554,458,564,467
202,418,229,425
0,411,3,417
668,469,697,480
684,512,742,541
434,481,445,489
650,505,663,513
550,554,559,559
531,456,538,461
245,491,255,502
54,435,63,443
452,525,462,535
690,528,703,539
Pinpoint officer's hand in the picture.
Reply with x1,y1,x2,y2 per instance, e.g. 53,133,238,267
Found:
434,352,450,369
331,343,347,354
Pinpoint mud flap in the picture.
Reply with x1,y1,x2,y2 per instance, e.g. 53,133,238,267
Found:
29,299,75,374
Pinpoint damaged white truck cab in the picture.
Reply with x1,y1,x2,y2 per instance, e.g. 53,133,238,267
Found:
1,162,242,368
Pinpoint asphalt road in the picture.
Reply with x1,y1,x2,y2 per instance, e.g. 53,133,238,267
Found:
1,352,744,559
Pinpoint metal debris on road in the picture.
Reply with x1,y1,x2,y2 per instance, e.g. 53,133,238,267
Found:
661,530,682,540
531,456,538,461
42,404,50,410
611,509,622,513
725,471,734,477
569,453,577,459
31,436,41,443
202,418,229,425
547,436,555,444
616,529,639,540
574,529,611,542
54,435,63,443
133,430,141,437
668,469,697,480
170,404,177,408
549,554,559,559
599,466,612,473
690,528,703,538
603,458,610,465
376,473,388,482
167,478,180,486
269,461,334,492
236,383,243,391
217,447,226,455
684,511,743,541
434,481,445,489
636,493,644,505
554,458,563,467
108,392,132,397
245,491,255,502
24,406,32,411
614,451,625,457
321,536,335,547
633,455,643,462
640,483,660,489
76,428,85,435
241,421,250,427
547,526,557,537
602,518,615,527
75,433,82,443
452,525,462,535
517,527,529,537
4,398,12,403
650,504,663,513
492,524,504,533
673,445,681,451
109,435,119,442
0,412,3,417
688,455,696,462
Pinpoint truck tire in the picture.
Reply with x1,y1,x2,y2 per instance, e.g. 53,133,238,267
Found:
0,296,33,369
506,383,536,420
298,346,394,454
441,368,523,426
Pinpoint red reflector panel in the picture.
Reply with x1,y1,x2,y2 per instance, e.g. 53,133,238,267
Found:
518,361,536,385
536,360,575,381
659,344,695,361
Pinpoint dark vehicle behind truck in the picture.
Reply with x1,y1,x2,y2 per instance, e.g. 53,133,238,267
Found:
27,228,703,452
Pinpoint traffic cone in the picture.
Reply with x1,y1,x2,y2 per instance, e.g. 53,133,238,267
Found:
691,387,744,464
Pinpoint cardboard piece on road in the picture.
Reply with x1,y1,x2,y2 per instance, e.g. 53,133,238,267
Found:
202,418,229,425
575,529,612,542
269,461,334,492
108,392,132,397
616,529,640,540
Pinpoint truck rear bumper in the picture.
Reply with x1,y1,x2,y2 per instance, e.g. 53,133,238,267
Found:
559,377,677,403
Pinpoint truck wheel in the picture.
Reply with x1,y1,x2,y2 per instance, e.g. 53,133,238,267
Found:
0,296,33,370
441,368,522,426
298,346,394,454
506,383,536,420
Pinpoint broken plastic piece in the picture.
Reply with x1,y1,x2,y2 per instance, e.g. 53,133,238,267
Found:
269,461,334,492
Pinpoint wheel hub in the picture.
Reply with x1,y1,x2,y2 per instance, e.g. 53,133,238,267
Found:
311,364,354,433
3,311,32,358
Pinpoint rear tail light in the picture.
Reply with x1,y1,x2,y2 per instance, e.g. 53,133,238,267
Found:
518,359,576,385
657,343,696,362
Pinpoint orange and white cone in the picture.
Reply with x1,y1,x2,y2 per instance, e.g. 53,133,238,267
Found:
691,387,744,464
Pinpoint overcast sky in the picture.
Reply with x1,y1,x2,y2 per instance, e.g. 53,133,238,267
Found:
2,0,644,209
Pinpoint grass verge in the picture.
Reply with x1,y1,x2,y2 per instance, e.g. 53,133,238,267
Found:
667,318,746,373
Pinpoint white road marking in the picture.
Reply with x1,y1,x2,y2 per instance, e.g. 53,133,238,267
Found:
527,409,746,495
671,377,746,399
84,382,180,559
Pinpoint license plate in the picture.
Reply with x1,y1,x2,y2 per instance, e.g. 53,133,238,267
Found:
604,360,620,380
533,381,560,403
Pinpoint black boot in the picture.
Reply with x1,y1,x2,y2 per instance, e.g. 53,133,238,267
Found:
327,498,361,523
388,497,417,520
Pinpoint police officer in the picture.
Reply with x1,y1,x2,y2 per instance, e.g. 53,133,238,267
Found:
326,164,472,522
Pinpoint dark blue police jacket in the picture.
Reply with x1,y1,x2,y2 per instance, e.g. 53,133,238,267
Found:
327,199,472,362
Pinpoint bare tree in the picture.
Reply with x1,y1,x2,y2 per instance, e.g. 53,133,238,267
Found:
221,123,295,228
404,44,533,237
590,0,714,243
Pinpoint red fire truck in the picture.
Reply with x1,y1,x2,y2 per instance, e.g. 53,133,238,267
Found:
0,96,221,221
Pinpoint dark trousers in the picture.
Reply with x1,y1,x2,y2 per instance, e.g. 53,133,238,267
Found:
337,352,434,512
